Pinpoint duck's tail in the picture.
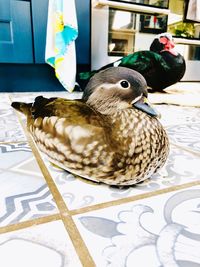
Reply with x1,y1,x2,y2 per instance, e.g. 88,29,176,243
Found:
11,101,32,116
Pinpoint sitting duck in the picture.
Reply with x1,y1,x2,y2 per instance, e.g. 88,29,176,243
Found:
12,67,169,186
77,32,186,92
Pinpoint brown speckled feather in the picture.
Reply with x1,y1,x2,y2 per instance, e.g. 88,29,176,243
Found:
11,67,169,186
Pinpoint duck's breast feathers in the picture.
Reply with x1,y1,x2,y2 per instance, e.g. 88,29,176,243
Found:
160,52,186,78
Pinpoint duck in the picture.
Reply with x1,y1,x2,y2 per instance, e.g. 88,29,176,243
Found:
11,67,169,186
77,32,186,92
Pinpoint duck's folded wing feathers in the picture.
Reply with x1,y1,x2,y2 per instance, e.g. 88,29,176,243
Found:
119,51,170,73
30,97,119,179
32,97,104,126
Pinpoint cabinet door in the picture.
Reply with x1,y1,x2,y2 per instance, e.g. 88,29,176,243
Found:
0,0,33,63
76,0,90,65
31,0,49,63
32,0,91,65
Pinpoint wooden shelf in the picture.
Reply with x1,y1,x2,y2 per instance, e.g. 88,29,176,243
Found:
174,37,200,46
93,0,170,15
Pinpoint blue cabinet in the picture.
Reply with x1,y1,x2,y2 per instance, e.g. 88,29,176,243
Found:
0,0,90,64
0,0,91,91
31,0,49,63
75,0,91,66
0,0,33,63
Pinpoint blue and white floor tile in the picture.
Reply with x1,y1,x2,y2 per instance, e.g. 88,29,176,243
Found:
157,105,200,126
9,91,82,103
73,185,200,267
0,142,58,227
0,92,200,267
155,105,200,153
40,144,200,210
0,101,26,142
0,93,10,102
167,124,200,154
0,220,82,267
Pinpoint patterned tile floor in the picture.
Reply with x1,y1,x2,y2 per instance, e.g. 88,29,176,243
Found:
0,91,200,267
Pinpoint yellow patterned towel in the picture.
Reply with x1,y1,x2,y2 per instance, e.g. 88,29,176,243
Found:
45,0,78,92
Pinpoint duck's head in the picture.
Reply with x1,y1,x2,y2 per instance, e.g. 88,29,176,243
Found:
150,32,178,56
82,67,159,117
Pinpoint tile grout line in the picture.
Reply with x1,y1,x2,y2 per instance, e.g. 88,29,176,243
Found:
165,121,200,128
62,215,96,267
23,120,96,267
10,102,96,267
0,214,61,235
0,141,27,145
70,180,200,216
170,142,200,157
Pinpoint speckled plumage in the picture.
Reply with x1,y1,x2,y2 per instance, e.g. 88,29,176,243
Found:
11,67,169,186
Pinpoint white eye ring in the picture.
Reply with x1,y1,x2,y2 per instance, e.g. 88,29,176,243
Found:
119,80,130,89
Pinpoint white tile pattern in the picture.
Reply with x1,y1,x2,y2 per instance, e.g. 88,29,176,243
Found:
73,185,200,267
0,91,200,267
0,220,82,267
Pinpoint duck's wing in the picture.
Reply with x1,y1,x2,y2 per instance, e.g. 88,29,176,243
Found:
19,96,118,181
31,96,106,126
28,96,112,144
12,95,106,128
118,51,170,73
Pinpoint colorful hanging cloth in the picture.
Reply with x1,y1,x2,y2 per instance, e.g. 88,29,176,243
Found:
45,0,78,92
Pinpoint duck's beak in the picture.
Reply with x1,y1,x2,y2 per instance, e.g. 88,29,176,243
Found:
132,96,160,118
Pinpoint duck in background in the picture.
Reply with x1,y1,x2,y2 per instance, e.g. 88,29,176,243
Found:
11,67,169,186
77,32,186,93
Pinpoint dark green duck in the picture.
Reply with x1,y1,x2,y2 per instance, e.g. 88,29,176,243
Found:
77,32,186,92
11,67,169,186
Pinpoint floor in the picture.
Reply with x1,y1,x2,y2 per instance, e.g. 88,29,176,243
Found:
1,91,200,267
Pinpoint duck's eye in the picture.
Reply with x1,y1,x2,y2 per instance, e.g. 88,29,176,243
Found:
120,80,130,89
